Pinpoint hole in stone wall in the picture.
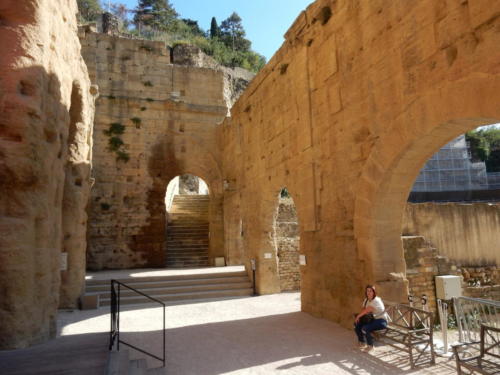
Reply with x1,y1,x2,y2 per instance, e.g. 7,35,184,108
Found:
18,80,36,96
274,187,301,293
279,64,289,75
318,6,332,25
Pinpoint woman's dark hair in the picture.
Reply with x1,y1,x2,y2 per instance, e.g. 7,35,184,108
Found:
365,285,377,300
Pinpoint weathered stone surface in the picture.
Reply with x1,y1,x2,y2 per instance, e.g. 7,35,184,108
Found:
0,0,95,348
274,197,301,292
403,236,500,316
220,0,500,328
403,202,500,265
81,30,253,270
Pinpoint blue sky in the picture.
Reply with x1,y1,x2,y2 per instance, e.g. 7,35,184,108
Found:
103,0,312,60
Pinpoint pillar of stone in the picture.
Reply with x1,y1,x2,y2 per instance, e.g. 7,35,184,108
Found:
0,0,95,348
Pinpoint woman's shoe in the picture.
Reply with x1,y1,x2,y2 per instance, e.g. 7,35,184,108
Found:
364,345,375,352
358,342,367,349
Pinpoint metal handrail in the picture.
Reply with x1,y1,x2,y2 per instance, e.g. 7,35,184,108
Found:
109,279,166,367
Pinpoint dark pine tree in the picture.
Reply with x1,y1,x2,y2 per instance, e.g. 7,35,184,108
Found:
210,17,220,38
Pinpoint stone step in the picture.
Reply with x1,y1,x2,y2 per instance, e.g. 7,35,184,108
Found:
100,287,253,306
173,197,209,200
169,216,208,220
169,220,208,224
167,253,208,257
167,241,208,246
167,226,209,231
167,225,208,229
90,281,252,300
106,349,130,375
86,275,250,292
167,237,209,241
166,255,209,261
167,245,208,249
146,368,164,375
165,261,210,268
167,246,208,250
166,234,208,238
86,270,248,286
167,251,208,257
129,359,148,375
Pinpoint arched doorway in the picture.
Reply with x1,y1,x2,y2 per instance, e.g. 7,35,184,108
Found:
273,188,301,292
355,117,500,303
165,174,210,268
401,124,500,312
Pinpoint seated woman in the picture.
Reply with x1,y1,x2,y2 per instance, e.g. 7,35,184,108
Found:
354,285,388,352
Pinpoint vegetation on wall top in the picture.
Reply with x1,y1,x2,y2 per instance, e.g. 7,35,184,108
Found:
77,0,266,72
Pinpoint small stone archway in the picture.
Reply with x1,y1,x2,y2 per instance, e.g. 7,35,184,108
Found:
273,188,301,292
164,174,211,267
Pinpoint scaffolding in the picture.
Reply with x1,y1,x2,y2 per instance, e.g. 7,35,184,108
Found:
412,135,490,192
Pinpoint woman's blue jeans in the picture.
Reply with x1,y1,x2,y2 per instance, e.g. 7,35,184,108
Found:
354,318,387,346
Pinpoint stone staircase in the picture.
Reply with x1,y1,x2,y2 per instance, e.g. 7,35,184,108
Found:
107,349,163,375
85,270,254,306
166,195,209,268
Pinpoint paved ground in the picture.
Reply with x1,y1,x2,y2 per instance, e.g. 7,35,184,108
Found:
56,292,458,375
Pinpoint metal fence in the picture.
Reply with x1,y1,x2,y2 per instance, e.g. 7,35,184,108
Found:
453,296,500,343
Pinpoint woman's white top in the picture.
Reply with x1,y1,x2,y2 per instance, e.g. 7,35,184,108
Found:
363,296,389,321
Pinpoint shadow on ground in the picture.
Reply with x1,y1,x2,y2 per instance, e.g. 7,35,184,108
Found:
0,332,108,375
117,312,455,375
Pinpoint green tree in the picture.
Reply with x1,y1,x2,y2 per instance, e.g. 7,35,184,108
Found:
220,12,248,51
110,2,129,29
77,0,103,22
466,127,500,172
182,19,205,37
133,0,178,32
210,17,220,39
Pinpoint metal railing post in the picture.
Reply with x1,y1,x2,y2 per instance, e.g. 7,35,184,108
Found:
117,282,120,351
250,259,256,296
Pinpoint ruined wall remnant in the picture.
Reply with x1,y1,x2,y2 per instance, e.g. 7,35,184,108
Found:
80,31,253,270
0,0,95,348
403,236,500,316
403,202,500,265
275,197,301,292
220,0,500,327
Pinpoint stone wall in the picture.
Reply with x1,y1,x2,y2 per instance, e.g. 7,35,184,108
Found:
220,0,500,328
403,236,500,317
403,202,500,265
275,197,301,291
0,0,95,348
80,30,252,269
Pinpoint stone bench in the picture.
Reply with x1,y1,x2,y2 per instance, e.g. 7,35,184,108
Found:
452,324,500,375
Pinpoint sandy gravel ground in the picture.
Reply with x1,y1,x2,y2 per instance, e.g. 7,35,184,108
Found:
58,292,459,374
